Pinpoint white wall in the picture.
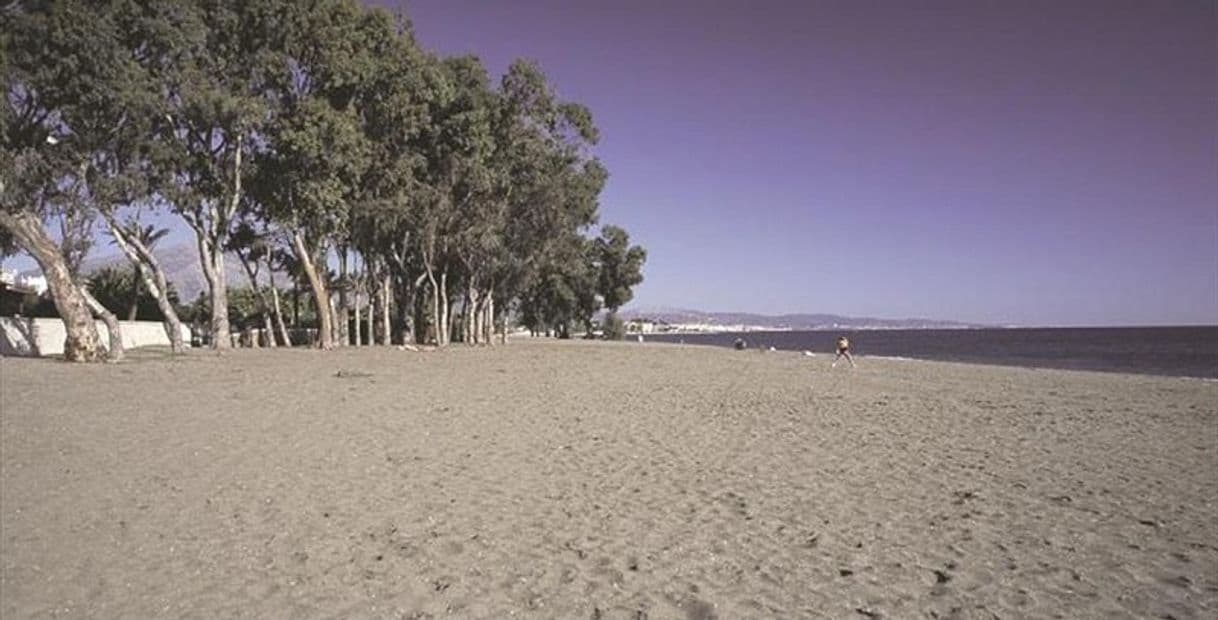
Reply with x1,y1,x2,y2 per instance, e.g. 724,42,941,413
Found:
0,318,191,358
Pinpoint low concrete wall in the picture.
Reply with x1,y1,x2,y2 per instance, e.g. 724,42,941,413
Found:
0,318,191,358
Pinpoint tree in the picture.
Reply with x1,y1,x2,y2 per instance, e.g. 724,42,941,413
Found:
410,55,499,345
490,61,606,341
5,0,646,357
251,0,396,349
79,2,194,354
154,0,278,349
593,225,646,327
103,216,188,352
1,0,137,361
86,265,180,322
117,225,168,319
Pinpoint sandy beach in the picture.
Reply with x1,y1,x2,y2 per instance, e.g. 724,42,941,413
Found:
1,340,1215,619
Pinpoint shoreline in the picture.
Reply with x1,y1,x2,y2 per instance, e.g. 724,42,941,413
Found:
639,326,1218,380
646,340,1218,381
3,341,1216,618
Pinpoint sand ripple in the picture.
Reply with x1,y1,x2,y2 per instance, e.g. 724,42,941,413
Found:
2,341,1215,618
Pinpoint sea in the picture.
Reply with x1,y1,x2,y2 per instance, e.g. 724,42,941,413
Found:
643,326,1218,379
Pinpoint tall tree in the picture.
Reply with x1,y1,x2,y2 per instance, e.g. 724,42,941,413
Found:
594,225,647,314
480,60,605,342
415,55,498,345
349,13,432,345
1,0,138,361
103,215,187,352
155,0,278,349
253,0,390,349
590,225,646,340
226,219,289,346
117,224,168,320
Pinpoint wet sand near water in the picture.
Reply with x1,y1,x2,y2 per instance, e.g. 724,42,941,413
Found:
2,340,1216,618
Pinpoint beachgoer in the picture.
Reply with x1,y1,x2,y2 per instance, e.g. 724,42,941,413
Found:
832,335,855,368
734,337,747,350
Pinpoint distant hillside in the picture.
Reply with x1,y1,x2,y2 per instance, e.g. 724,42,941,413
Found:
20,254,983,330
618,306,985,330
22,242,283,302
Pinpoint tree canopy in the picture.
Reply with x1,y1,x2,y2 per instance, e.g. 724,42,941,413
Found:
1,0,647,359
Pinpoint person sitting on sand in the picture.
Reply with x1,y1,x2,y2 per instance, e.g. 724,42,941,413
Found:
832,335,855,368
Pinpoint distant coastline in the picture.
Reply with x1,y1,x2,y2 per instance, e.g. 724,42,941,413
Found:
617,306,987,334
637,324,987,335
644,325,1218,379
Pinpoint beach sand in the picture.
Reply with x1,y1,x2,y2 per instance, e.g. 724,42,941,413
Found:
2,340,1215,618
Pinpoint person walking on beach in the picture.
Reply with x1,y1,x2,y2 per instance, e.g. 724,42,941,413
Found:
832,335,855,368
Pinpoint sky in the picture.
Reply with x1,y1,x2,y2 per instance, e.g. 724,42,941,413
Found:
383,0,1218,326
7,1,1214,326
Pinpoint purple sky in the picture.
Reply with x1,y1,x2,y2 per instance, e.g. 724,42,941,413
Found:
385,0,1218,326
7,1,1214,326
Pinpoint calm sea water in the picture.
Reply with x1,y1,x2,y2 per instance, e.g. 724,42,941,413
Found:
644,327,1218,378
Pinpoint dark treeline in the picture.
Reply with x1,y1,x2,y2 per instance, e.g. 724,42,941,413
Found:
1,0,645,361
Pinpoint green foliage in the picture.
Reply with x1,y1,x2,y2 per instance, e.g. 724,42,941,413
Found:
0,227,15,257
594,225,647,312
3,0,145,215
86,266,178,320
177,285,284,328
3,0,647,345
225,286,267,328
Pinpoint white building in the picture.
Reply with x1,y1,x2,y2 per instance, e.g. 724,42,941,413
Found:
16,274,47,295
626,319,662,334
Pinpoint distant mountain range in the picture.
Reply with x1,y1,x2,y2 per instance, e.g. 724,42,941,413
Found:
21,249,980,330
617,306,985,330
22,242,281,302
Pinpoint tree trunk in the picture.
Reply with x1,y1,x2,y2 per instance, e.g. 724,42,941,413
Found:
424,264,441,345
291,279,300,327
195,231,230,349
370,287,379,345
413,283,428,345
379,274,391,345
353,284,362,346
473,294,483,345
261,313,274,347
438,271,450,346
483,292,494,346
269,281,291,347
328,295,339,345
291,230,332,349
393,275,412,345
187,131,244,350
0,211,104,361
366,285,375,347
127,269,140,321
237,253,276,348
104,216,186,353
81,286,124,362
336,247,349,347
463,285,476,345
498,306,508,345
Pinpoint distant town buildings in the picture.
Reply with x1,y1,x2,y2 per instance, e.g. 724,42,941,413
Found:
0,269,48,295
625,318,660,334
19,274,47,295
623,318,780,334
0,268,44,316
